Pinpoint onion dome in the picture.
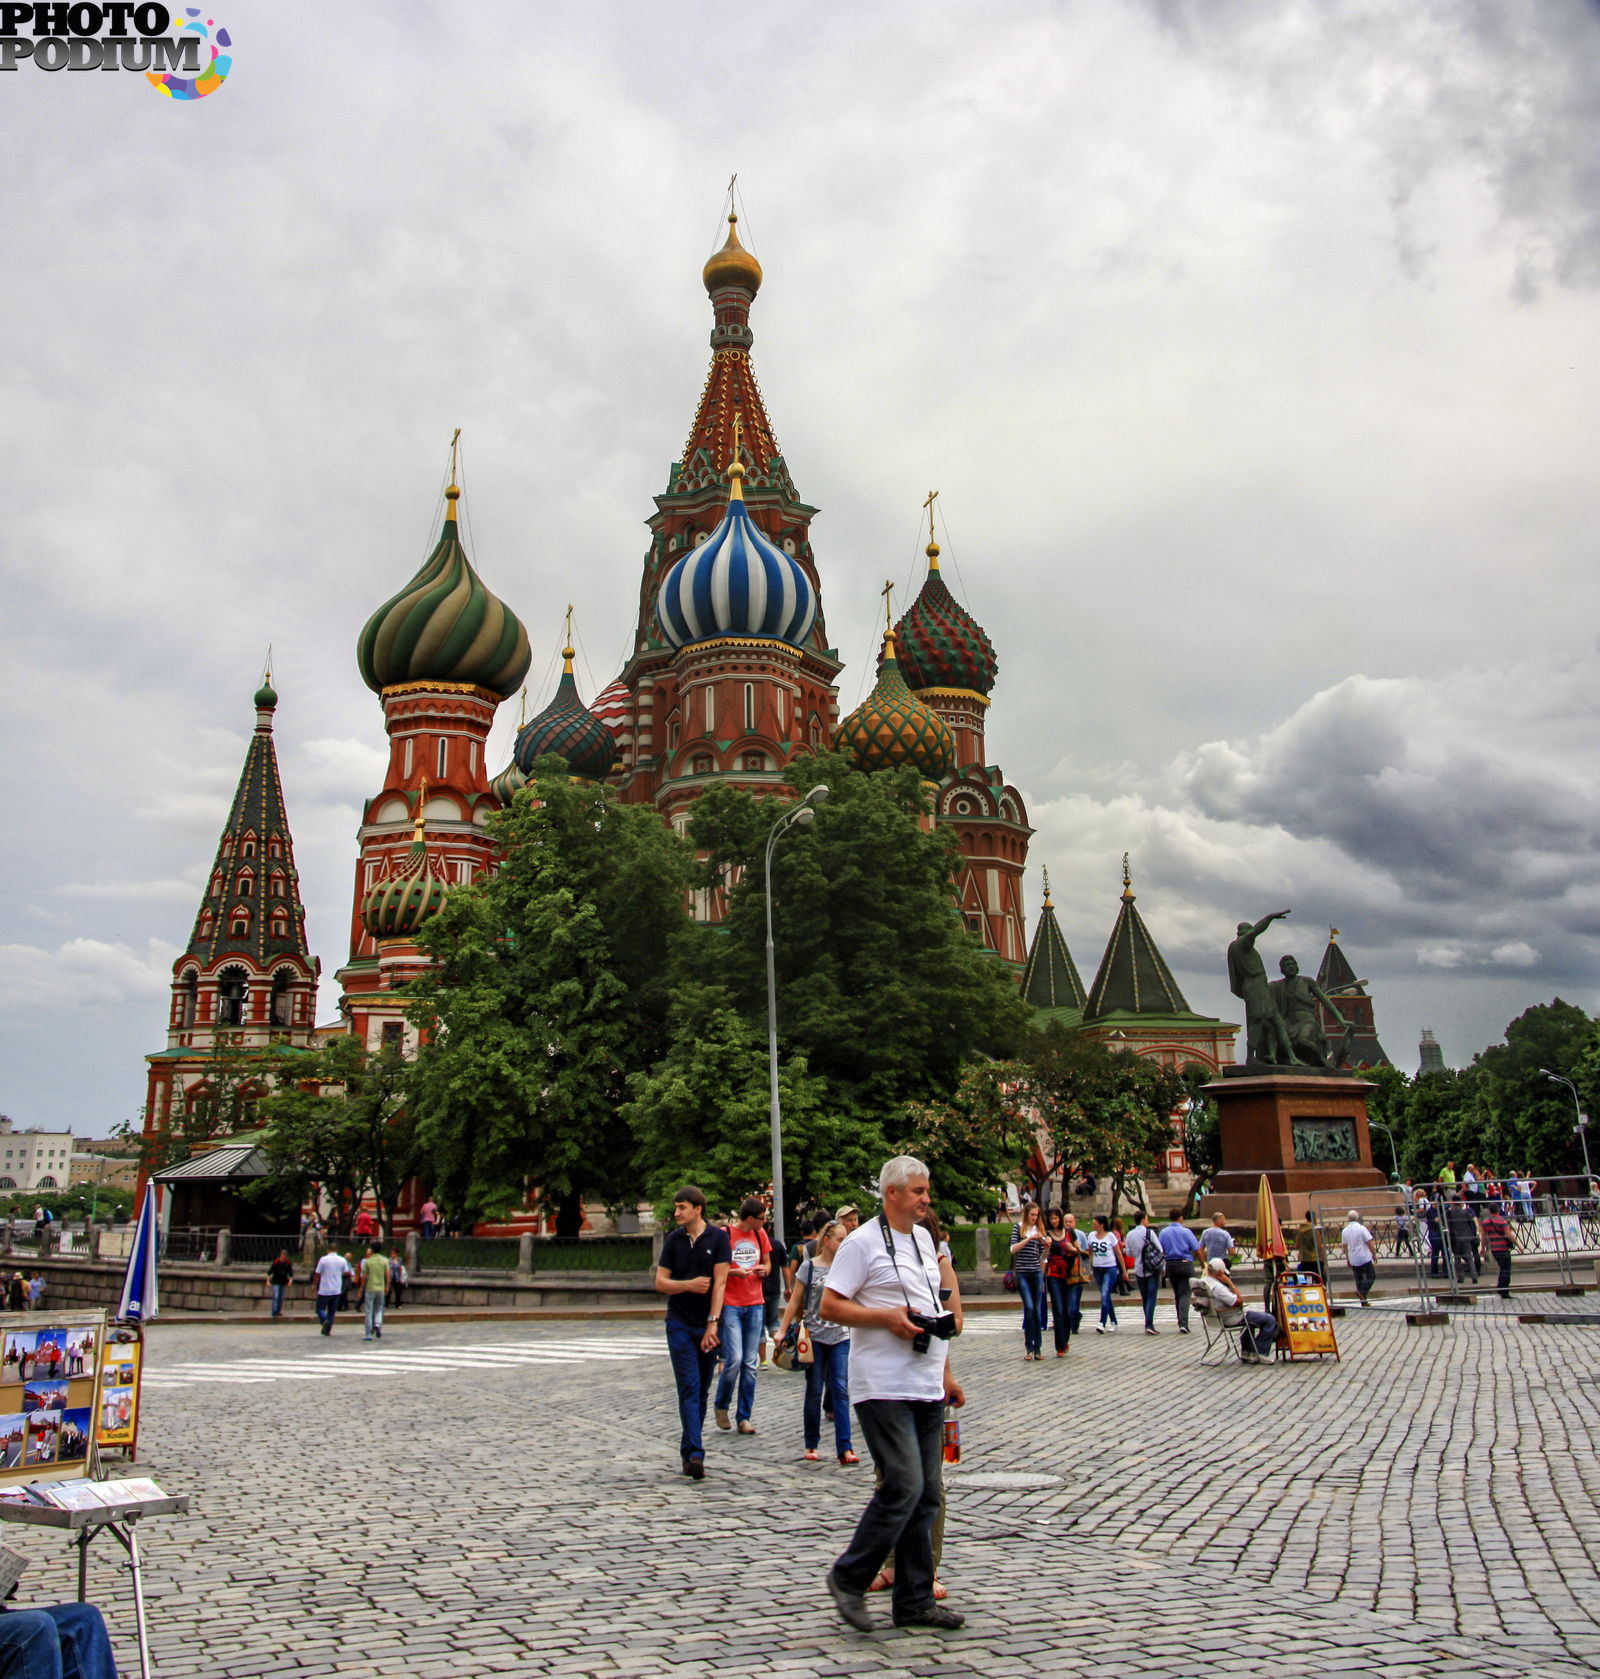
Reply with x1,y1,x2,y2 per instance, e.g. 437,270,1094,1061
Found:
489,759,526,805
513,644,617,782
253,677,278,710
894,536,998,696
362,801,450,941
656,440,817,649
702,211,763,296
834,629,955,779
357,483,532,700
590,677,630,744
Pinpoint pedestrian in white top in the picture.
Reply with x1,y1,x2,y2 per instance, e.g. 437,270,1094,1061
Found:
1340,1212,1377,1307
821,1156,965,1636
312,1249,352,1336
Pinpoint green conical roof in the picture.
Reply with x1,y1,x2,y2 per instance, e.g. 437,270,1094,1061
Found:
357,485,531,700
1021,877,1086,1012
1084,866,1190,1019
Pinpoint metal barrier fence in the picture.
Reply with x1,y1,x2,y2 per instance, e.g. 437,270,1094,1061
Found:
1306,1176,1600,1314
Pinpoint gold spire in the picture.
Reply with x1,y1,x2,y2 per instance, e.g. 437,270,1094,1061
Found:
562,604,576,672
445,428,462,515
727,410,746,501
922,489,941,571
1121,852,1134,900
703,208,764,296
413,778,430,842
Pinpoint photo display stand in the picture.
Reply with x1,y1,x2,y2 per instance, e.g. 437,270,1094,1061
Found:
0,1311,187,1679
1273,1271,1340,1361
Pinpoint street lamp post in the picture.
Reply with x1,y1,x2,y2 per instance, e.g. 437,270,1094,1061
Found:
764,785,829,1248
1543,1070,1594,1183
1367,1120,1401,1183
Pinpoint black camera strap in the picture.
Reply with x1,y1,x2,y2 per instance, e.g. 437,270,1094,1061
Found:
878,1215,942,1315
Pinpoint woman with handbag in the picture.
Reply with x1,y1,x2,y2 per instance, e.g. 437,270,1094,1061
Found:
772,1219,857,1465
1043,1208,1079,1358
1009,1202,1049,1360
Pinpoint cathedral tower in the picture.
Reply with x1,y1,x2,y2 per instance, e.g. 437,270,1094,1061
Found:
612,216,842,844
143,678,320,1140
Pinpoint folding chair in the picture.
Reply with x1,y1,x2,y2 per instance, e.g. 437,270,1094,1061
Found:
1194,1294,1253,1367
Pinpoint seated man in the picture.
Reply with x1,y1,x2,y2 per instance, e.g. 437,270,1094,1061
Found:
0,1600,116,1679
1202,1257,1280,1363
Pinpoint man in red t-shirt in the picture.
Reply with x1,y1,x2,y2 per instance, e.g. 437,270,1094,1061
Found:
713,1198,772,1435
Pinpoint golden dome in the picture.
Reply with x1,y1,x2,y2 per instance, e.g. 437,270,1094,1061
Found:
702,212,763,297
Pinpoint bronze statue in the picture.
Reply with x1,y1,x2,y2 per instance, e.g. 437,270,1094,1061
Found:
1227,910,1296,1066
1271,954,1349,1071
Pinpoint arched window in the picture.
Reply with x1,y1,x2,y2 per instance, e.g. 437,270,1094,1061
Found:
743,684,755,732
238,874,254,897
230,912,250,937
178,970,198,1028
403,738,415,778
270,875,284,898
268,840,281,858
810,722,821,750
703,687,714,733
241,839,256,858
0,1179,17,1192
669,721,680,750
437,738,449,780
270,917,288,940
35,1177,55,1191
270,970,294,1026
217,969,248,1026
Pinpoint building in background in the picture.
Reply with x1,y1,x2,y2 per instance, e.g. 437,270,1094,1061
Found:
0,1120,75,1192
1418,1028,1448,1077
1316,930,1391,1069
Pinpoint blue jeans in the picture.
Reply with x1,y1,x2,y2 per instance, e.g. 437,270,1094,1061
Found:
1139,1272,1161,1329
363,1292,385,1338
714,1302,766,1422
803,1338,852,1454
0,1603,116,1679
315,1294,339,1332
1064,1280,1083,1335
1095,1266,1119,1325
665,1318,716,1461
270,1283,286,1317
833,1398,943,1620
1015,1271,1044,1354
1046,1276,1073,1352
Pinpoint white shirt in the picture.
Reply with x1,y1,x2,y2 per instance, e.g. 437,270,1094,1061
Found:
314,1253,352,1297
825,1218,948,1402
1341,1222,1375,1267
1203,1274,1244,1318
1085,1230,1120,1268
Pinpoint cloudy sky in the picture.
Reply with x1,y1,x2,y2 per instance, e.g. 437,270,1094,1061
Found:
4,0,1600,1134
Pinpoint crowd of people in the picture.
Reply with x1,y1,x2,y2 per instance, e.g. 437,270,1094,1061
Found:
0,1274,45,1315
267,1243,408,1333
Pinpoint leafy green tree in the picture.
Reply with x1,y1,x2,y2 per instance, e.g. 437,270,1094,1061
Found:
622,985,881,1226
687,754,1031,1128
1476,1000,1596,1179
254,1036,420,1238
1176,1066,1223,1214
898,1060,1033,1222
407,763,700,1226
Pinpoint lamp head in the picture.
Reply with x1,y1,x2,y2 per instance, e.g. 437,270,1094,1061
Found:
805,784,830,805
793,806,815,827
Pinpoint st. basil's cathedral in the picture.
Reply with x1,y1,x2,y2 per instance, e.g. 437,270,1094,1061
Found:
144,213,1394,1216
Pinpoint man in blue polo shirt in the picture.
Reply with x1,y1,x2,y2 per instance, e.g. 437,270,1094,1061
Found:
654,1186,730,1481
1158,1209,1201,1333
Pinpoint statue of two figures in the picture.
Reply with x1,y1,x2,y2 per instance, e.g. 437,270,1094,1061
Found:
1227,910,1361,1072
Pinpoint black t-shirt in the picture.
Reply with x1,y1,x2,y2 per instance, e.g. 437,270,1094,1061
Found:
763,1238,789,1304
659,1224,732,1329
268,1260,294,1285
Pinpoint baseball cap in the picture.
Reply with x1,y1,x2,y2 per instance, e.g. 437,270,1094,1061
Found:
835,1204,859,1221
1207,1257,1228,1273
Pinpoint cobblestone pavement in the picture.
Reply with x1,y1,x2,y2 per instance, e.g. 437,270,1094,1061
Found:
9,1292,1597,1678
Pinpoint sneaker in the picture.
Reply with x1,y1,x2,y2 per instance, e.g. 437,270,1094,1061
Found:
681,1455,704,1480
1144,1327,1158,1335
1179,1326,1191,1335
714,1407,731,1430
362,1334,373,1342
893,1603,966,1630
1095,1326,1105,1334
320,1326,331,1336
1106,1323,1119,1333
826,1570,875,1632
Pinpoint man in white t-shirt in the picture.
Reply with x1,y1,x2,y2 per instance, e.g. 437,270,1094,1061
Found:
313,1249,352,1336
1339,1212,1377,1307
1202,1258,1280,1362
821,1155,965,1635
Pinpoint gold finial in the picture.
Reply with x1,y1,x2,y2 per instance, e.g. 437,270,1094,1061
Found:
1330,926,1340,943
262,645,273,687
445,428,462,509
562,605,575,672
1121,852,1133,900
413,778,430,841
1042,865,1053,907
881,578,897,632
727,409,746,501
922,489,941,570
516,685,528,728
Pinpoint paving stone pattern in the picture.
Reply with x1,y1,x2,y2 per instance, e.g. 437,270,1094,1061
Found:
8,1293,1597,1677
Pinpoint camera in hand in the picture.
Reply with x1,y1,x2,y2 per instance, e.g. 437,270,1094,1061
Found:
906,1310,958,1354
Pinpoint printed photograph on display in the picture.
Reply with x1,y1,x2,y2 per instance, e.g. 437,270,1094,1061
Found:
0,1418,25,1470
0,1314,108,1486
99,1389,132,1437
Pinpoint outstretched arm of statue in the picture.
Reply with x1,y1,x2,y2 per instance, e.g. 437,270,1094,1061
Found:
1249,909,1291,940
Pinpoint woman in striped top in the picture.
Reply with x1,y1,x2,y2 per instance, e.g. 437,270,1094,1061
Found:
1009,1202,1049,1360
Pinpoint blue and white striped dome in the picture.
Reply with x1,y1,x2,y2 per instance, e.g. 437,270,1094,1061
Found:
656,464,817,650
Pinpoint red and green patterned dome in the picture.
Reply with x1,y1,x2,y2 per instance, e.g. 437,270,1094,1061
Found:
361,808,450,941
894,540,997,697
834,630,955,779
513,649,616,783
357,485,532,700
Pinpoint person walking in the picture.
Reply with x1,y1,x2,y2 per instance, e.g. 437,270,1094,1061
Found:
773,1219,856,1464
1059,1213,1090,1337
312,1247,352,1336
353,1206,376,1241
1418,1190,1444,1277
1109,1216,1135,1295
387,1249,407,1308
1445,1191,1480,1283
1197,1213,1235,1270
1159,1209,1200,1333
654,1186,731,1481
1008,1202,1049,1360
1479,1201,1514,1298
1339,1211,1377,1306
821,1155,965,1633
360,1243,391,1341
1042,1208,1076,1357
266,1250,294,1319
1123,1210,1164,1334
419,1197,438,1241
1086,1215,1123,1333
713,1198,772,1435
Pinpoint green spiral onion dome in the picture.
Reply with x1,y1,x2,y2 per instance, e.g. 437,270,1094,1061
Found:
488,759,527,806
357,486,532,699
361,808,450,941
893,538,998,696
512,649,617,783
834,629,955,779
